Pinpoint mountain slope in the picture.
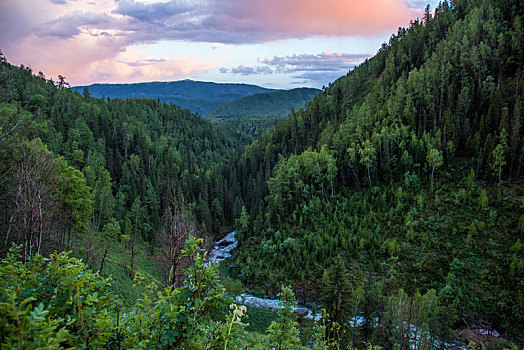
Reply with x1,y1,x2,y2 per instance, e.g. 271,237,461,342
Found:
0,56,243,301
205,87,320,119
72,80,275,115
1,0,523,347
212,0,523,345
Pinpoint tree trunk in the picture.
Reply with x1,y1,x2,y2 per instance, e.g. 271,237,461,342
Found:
37,192,43,255
404,295,414,350
99,242,110,274
85,228,93,268
129,240,135,278
67,226,71,250
93,191,106,231
315,162,327,203
4,212,15,246
170,259,178,289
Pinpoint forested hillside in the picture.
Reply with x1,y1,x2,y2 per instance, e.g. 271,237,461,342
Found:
206,88,320,144
206,88,321,119
1,51,323,350
0,54,244,289
73,80,274,115
212,116,278,145
0,0,523,348
212,0,523,346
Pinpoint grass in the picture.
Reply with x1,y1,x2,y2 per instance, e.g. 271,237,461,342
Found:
245,306,277,333
74,235,165,309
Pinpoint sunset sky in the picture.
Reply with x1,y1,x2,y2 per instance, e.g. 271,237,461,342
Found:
0,0,439,89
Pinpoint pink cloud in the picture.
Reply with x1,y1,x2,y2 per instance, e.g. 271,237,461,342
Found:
1,0,426,85
3,34,219,85
102,56,220,84
207,0,422,40
221,51,373,86
109,0,423,44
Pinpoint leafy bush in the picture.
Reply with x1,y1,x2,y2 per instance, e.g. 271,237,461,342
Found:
0,245,114,349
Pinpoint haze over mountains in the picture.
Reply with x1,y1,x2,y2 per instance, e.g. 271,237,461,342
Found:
74,80,321,123
72,80,275,115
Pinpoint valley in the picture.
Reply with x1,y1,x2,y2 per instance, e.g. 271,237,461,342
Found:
0,0,523,348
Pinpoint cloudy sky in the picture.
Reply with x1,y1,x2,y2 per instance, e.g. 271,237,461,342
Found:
0,0,439,89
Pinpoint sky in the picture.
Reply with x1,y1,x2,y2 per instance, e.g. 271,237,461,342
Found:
0,0,440,89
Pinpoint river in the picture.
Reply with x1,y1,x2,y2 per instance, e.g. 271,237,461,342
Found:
207,231,492,349
206,231,320,320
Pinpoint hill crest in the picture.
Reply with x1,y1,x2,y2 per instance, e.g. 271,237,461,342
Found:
72,80,276,115
205,87,321,119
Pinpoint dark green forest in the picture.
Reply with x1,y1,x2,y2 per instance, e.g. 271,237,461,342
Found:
1,0,523,348
72,80,274,115
205,88,321,119
207,88,321,144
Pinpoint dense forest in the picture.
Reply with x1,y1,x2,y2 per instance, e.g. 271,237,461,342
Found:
207,88,321,144
72,80,274,115
205,88,321,119
0,0,523,348
0,53,246,289
216,0,524,346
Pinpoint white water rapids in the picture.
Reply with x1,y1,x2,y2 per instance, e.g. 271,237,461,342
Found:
205,231,238,268
207,231,494,348
206,231,320,320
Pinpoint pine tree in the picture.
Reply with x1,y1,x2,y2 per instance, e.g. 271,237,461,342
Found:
266,286,301,350
320,255,352,325
490,143,506,183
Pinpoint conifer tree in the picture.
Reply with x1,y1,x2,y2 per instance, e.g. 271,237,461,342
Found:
266,286,301,350
320,256,352,326
490,143,506,183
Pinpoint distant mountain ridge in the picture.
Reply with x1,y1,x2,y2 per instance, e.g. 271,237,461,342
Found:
72,80,275,115
205,87,321,119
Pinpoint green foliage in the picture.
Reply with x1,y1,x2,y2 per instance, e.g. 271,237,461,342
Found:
265,286,301,350
479,189,489,209
213,116,276,144
0,238,311,349
426,148,443,182
359,140,377,186
1,0,523,347
102,218,121,241
57,157,93,234
0,54,242,267
267,145,337,220
225,1,524,345
382,288,446,349
490,143,506,182
0,103,31,149
224,276,244,296
320,256,352,326
0,245,114,349
121,236,228,348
